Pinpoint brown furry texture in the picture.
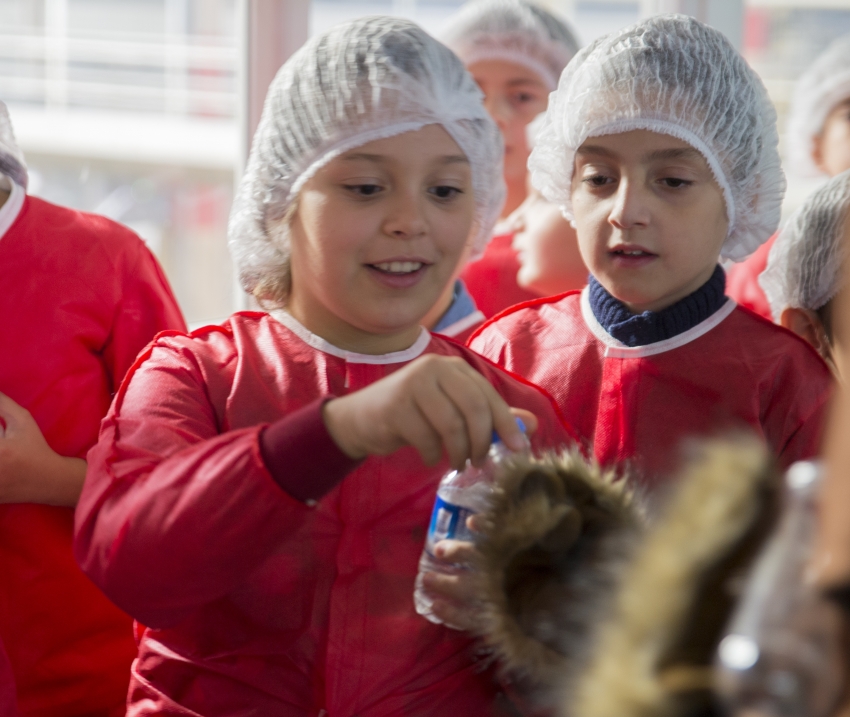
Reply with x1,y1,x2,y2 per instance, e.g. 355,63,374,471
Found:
568,436,780,717
472,450,644,701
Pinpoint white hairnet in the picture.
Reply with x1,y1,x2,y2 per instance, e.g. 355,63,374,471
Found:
786,35,850,178
760,169,850,321
0,102,27,189
228,16,504,302
442,0,580,90
528,14,785,262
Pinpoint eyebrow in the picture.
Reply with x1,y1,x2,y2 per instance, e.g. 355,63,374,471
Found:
341,153,469,165
506,78,547,89
576,144,704,163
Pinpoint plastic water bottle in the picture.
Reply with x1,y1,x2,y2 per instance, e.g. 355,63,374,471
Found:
715,461,844,717
414,419,528,625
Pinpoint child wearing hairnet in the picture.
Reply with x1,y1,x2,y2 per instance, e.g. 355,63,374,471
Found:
0,102,186,715
728,34,850,320
74,17,573,716
442,0,582,318
470,14,832,489
759,169,850,375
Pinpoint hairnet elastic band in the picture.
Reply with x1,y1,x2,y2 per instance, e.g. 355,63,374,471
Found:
458,47,560,90
577,118,736,237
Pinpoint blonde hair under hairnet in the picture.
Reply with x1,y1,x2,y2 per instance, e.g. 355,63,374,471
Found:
760,169,850,321
228,16,505,304
528,14,785,262
442,0,580,90
786,35,850,178
0,102,27,189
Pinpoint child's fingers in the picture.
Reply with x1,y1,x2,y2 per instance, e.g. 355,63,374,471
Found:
429,598,477,632
421,570,480,604
0,392,30,434
413,376,473,469
431,364,495,466
510,408,538,436
397,403,445,467
434,539,479,565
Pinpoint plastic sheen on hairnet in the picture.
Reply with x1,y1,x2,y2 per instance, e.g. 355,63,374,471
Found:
760,169,850,320
528,14,785,262
0,102,28,190
786,35,850,178
442,0,580,90
228,16,505,302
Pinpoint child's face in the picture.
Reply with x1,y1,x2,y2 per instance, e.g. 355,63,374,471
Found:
814,98,850,178
286,125,476,349
571,130,729,313
508,188,587,297
467,59,549,185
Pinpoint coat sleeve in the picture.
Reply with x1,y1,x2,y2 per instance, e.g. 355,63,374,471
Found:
74,338,312,629
101,238,187,392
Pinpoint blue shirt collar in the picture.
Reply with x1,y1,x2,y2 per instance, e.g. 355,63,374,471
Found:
588,265,728,347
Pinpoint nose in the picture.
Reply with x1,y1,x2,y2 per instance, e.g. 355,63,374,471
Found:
483,95,510,132
382,188,427,239
608,178,650,230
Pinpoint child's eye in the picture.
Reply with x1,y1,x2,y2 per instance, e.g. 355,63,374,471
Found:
344,183,383,197
429,185,462,200
583,175,613,187
660,177,693,189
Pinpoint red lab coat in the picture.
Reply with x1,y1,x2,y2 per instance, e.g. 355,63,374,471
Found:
725,234,777,321
469,289,831,488
75,310,574,716
0,184,186,716
460,232,538,319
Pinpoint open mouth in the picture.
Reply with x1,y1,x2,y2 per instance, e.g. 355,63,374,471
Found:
365,260,431,288
369,261,425,275
610,248,656,258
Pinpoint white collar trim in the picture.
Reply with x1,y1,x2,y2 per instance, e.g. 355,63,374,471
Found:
580,286,737,358
0,180,25,245
271,309,432,364
433,309,485,339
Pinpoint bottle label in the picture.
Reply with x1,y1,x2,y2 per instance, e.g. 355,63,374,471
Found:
425,495,476,556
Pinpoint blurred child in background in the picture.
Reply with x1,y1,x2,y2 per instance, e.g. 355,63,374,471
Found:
470,15,832,489
759,169,850,376
728,34,850,320
74,19,572,716
0,102,186,716
442,0,581,318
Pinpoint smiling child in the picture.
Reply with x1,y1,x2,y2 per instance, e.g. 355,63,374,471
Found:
470,15,832,488
73,18,572,716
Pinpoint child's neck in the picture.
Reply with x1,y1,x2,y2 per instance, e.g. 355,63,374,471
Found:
589,265,727,347
285,298,424,356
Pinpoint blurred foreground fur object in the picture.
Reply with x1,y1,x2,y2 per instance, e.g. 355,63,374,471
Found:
472,449,645,708
569,436,780,717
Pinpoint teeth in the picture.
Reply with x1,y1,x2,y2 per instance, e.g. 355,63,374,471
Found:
615,250,647,256
374,261,423,273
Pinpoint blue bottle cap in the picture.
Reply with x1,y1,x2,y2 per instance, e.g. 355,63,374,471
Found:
492,416,527,444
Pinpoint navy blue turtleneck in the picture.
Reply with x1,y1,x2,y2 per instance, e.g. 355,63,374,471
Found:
588,265,727,347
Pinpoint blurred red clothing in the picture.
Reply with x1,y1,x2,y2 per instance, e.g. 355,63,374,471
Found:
726,234,777,321
76,311,574,716
0,187,186,716
470,289,831,488
0,638,18,717
460,232,538,318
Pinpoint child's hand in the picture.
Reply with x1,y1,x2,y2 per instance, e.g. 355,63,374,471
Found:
323,355,536,469
421,538,485,632
0,392,86,506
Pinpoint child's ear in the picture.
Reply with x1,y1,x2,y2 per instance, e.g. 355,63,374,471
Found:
811,133,827,175
780,307,832,360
